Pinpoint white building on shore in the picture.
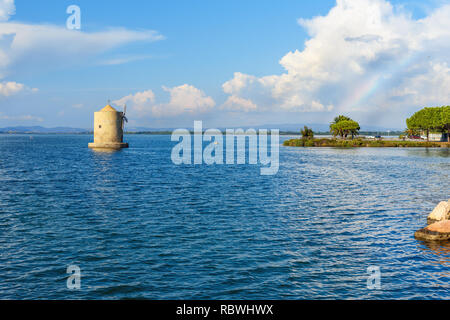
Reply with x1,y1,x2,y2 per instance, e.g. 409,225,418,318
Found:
420,132,449,142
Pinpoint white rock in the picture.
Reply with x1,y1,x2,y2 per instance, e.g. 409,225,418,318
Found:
428,201,450,221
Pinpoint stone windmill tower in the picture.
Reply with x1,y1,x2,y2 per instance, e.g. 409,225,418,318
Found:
88,102,129,149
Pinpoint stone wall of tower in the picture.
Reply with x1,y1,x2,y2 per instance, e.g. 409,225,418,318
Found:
93,111,124,144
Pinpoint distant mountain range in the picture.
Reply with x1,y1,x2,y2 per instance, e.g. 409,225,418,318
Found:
0,123,403,134
0,126,90,133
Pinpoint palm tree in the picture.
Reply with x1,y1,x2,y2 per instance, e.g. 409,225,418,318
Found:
330,116,360,139
405,128,416,138
301,126,314,139
330,116,351,138
331,115,351,126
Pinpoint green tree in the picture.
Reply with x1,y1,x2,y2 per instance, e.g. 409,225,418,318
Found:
330,116,360,139
331,115,351,126
407,106,450,142
441,106,450,142
301,126,314,139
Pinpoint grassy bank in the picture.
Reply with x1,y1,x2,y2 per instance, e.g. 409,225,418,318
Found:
283,138,449,148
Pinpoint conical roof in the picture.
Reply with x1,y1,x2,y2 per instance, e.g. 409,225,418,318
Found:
100,104,117,112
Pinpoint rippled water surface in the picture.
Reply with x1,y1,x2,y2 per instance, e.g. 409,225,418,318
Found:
0,134,449,299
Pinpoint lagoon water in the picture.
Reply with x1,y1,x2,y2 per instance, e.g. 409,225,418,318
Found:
0,134,449,299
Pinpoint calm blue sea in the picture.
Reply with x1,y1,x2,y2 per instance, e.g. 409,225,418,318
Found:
0,134,449,300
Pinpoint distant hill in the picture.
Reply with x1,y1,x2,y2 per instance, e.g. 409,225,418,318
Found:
0,126,89,134
128,123,403,132
126,127,175,132
0,123,403,134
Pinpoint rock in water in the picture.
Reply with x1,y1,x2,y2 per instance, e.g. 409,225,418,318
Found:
415,220,450,241
427,201,450,224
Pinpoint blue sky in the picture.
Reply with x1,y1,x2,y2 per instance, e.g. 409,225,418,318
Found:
0,0,449,129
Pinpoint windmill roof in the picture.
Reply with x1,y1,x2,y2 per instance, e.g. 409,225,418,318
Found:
100,104,117,112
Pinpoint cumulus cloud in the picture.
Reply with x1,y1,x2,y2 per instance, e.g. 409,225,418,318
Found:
0,81,22,96
114,90,156,113
155,85,215,116
222,0,450,118
0,81,37,97
113,84,215,118
221,95,257,112
0,0,15,22
398,61,450,106
221,72,279,111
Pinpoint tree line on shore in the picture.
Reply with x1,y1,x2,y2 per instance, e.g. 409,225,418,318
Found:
406,106,450,142
299,106,450,142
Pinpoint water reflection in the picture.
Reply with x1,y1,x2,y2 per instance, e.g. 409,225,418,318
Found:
89,148,123,154
419,240,450,260
406,148,450,158
417,240,450,289
89,147,125,185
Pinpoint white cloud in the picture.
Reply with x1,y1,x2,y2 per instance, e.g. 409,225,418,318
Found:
400,61,450,106
0,21,163,79
0,0,15,22
113,84,215,118
0,81,36,96
0,81,22,96
221,95,257,112
222,0,450,118
99,54,156,66
223,72,257,95
114,90,155,113
222,72,278,111
0,113,43,122
155,84,215,116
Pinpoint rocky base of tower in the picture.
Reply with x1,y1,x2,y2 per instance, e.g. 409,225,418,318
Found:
88,142,129,150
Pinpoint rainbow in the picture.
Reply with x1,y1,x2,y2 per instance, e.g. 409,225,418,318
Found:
338,53,420,111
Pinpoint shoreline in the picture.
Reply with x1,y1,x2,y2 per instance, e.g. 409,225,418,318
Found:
283,138,450,148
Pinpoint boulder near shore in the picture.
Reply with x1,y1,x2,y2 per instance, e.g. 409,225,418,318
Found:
415,200,450,241
427,201,450,224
